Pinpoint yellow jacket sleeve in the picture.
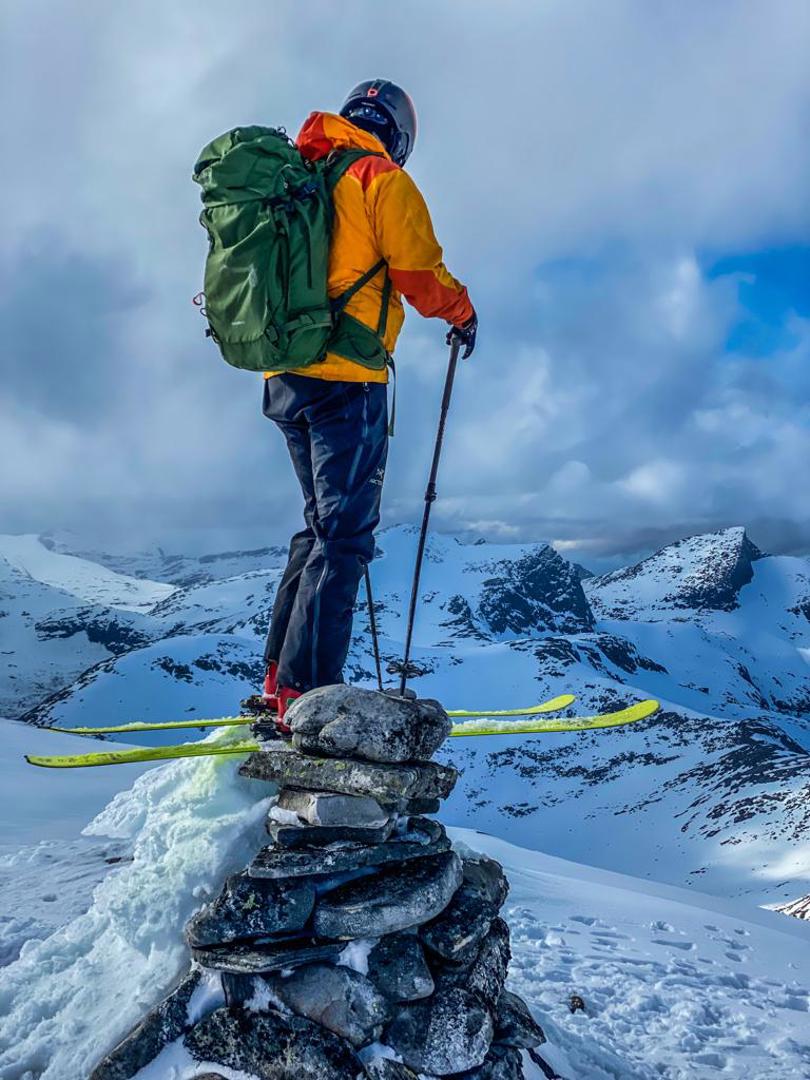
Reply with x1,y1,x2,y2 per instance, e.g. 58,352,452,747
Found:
368,168,474,327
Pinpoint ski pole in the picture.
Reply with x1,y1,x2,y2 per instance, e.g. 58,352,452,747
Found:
399,336,462,696
363,562,384,692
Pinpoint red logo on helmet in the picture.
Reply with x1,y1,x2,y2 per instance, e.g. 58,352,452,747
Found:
367,87,379,97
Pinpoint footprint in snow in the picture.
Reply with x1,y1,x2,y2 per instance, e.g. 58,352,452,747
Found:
723,940,749,952
590,930,630,941
651,938,696,951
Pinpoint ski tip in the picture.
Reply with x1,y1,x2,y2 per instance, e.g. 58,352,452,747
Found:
449,697,661,738
446,693,577,719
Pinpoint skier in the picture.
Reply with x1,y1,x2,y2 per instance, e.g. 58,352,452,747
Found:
261,79,477,723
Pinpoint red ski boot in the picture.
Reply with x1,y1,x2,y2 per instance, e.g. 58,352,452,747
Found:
262,660,279,710
275,686,303,734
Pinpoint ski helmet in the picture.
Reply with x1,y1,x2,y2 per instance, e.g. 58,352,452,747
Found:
339,79,417,166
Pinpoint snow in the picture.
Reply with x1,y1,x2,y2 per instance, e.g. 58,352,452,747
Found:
268,801,303,826
452,828,810,1080
0,720,157,846
185,969,225,1025
0,533,175,612
0,727,273,1080
338,937,375,975
132,1039,259,1080
2,524,810,1074
0,724,807,1079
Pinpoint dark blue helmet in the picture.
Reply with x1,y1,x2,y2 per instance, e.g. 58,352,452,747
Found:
340,79,417,166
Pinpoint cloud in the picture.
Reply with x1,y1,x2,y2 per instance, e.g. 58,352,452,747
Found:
2,0,810,560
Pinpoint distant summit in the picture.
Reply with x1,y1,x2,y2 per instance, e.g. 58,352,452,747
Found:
587,526,765,619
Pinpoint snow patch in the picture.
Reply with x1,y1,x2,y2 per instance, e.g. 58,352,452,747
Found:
0,730,273,1080
0,533,175,612
338,937,376,975
185,968,225,1025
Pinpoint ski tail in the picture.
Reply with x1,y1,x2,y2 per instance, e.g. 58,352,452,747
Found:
449,698,659,737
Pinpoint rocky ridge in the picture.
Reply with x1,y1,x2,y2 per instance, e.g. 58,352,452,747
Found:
90,687,548,1080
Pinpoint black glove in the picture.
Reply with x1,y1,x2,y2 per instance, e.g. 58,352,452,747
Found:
446,310,478,359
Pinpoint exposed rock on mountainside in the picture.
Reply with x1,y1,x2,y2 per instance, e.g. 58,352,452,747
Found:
476,545,594,635
777,894,810,921
587,526,764,619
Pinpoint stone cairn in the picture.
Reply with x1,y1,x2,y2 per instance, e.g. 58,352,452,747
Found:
92,686,546,1080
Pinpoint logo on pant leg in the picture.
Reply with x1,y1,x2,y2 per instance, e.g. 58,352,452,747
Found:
370,464,386,487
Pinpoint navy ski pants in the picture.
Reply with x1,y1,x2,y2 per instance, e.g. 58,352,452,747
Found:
262,374,388,692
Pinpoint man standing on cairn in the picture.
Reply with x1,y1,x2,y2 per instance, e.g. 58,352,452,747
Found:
262,79,476,721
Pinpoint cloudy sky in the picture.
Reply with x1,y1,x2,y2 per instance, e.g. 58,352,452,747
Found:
3,1,810,567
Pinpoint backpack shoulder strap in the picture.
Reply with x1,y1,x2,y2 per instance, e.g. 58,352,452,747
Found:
322,147,384,196
323,148,390,321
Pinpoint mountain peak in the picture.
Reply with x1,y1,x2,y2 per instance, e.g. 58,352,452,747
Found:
587,526,764,619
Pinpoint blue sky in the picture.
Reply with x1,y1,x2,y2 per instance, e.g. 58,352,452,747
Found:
706,246,810,357
2,1,810,567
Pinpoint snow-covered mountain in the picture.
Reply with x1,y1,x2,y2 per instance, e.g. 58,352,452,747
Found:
3,525,810,906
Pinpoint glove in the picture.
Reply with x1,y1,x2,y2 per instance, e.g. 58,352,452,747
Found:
446,310,478,359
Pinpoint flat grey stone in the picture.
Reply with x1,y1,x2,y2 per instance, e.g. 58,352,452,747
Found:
241,749,458,802
192,936,343,974
266,963,390,1047
421,883,496,964
493,989,545,1049
314,851,463,940
454,1043,524,1080
185,1006,362,1080
90,970,200,1080
250,818,449,880
433,918,511,1009
420,856,508,964
185,871,315,947
367,932,434,1002
364,1061,419,1080
288,685,452,763
461,854,510,910
384,987,493,1075
268,818,396,847
277,789,390,827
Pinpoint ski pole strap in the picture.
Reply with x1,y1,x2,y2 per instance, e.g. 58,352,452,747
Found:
386,356,397,437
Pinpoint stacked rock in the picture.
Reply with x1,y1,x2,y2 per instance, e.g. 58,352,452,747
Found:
91,686,545,1080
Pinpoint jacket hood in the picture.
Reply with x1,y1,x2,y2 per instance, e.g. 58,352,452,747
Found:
296,111,393,163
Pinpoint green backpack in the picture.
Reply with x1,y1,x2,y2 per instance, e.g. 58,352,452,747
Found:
192,125,391,373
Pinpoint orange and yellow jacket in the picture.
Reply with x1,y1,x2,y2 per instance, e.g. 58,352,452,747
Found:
268,111,473,384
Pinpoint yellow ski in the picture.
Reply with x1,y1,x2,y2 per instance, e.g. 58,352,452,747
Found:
449,699,659,737
55,694,577,736
26,699,659,768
